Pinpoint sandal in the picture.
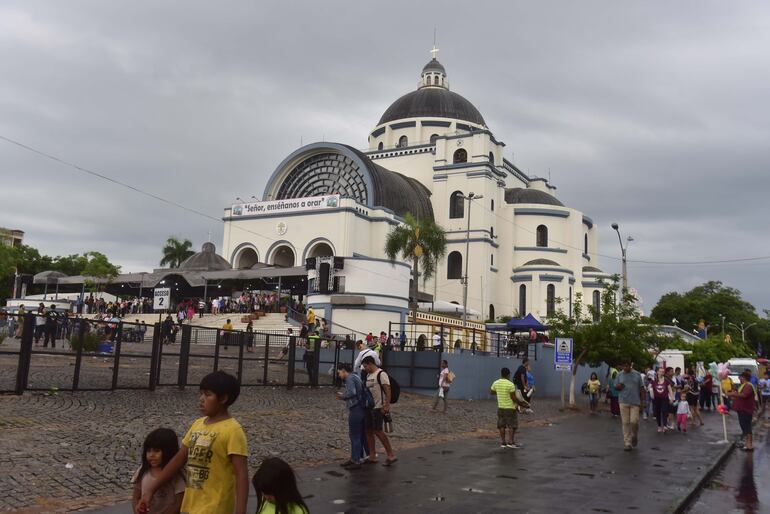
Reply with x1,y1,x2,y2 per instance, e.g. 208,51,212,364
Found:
363,459,378,465
383,458,398,466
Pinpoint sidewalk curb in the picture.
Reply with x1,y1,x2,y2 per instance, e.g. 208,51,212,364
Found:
666,439,736,514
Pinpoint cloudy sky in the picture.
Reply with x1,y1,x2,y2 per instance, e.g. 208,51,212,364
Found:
2,1,769,315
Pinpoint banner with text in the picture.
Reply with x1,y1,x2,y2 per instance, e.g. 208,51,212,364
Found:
231,195,340,217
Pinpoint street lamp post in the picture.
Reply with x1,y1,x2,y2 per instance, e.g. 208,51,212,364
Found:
611,223,633,296
728,321,757,343
462,192,483,329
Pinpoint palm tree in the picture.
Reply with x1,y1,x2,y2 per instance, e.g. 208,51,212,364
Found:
384,213,447,309
160,237,195,268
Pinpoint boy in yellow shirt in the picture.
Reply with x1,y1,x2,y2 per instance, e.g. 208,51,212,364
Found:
136,371,249,514
490,367,530,449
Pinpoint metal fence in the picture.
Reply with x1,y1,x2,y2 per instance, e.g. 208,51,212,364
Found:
1,314,348,394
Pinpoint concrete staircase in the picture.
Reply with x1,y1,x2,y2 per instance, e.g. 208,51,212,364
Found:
117,312,293,334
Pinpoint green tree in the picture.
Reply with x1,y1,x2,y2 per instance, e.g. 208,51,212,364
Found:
686,335,754,366
160,237,195,268
83,252,121,297
548,276,668,405
384,213,447,309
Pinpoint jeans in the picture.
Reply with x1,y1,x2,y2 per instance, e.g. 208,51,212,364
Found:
589,393,599,409
653,397,669,427
433,387,449,411
619,403,640,447
699,389,711,410
348,405,366,461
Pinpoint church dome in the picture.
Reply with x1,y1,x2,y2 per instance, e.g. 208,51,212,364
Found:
378,55,486,127
178,243,231,271
505,188,564,207
378,88,486,126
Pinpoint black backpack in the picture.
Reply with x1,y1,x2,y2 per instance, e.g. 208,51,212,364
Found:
377,370,400,404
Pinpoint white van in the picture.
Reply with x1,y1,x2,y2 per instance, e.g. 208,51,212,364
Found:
727,358,759,385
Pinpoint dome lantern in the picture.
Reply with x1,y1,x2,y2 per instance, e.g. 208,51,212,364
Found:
419,44,448,90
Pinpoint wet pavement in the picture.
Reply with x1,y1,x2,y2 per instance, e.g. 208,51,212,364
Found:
688,416,770,514
88,409,739,514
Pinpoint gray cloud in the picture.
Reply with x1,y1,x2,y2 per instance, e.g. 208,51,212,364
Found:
1,1,769,314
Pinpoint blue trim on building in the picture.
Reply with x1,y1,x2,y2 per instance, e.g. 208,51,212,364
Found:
421,120,452,127
582,253,591,261
513,266,574,275
513,208,570,218
433,161,506,178
370,126,386,138
490,267,498,273
511,275,533,282
306,301,408,316
223,206,399,226
307,291,409,303
514,246,568,254
390,121,417,130
540,275,564,282
446,238,499,249
582,215,594,229
582,281,605,288
348,254,412,270
569,277,576,284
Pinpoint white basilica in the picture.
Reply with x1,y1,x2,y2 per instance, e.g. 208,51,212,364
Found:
222,50,609,332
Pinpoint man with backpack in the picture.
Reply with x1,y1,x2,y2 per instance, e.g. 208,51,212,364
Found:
361,356,398,466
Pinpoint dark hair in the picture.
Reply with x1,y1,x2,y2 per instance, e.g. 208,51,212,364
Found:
138,428,179,480
741,371,752,381
441,359,448,366
665,367,673,374
252,457,308,514
501,367,511,378
522,358,529,365
590,372,598,380
675,367,681,372
337,363,352,372
362,356,376,366
200,371,240,406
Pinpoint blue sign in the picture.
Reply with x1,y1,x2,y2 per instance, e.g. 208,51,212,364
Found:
554,337,573,371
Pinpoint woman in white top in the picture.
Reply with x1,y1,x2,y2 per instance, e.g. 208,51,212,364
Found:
432,360,452,412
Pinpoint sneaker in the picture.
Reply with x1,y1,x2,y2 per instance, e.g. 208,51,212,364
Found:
500,444,507,449
643,414,648,420
507,443,522,449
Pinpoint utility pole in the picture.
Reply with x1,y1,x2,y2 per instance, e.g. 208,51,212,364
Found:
728,322,757,343
611,223,633,300
462,193,483,329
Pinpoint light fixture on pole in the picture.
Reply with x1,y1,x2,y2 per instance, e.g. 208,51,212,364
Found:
610,223,632,296
462,192,483,329
728,321,757,342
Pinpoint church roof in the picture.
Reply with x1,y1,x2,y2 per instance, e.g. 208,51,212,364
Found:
523,259,560,266
178,243,231,271
422,58,446,74
344,146,435,220
263,142,434,221
378,88,486,126
582,266,604,273
504,188,564,207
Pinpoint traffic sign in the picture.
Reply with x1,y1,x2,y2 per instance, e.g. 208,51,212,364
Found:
153,287,170,311
554,337,573,371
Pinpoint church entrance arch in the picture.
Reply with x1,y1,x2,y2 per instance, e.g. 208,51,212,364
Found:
271,245,296,267
306,241,334,260
234,247,259,269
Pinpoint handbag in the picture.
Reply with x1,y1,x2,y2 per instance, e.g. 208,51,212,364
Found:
447,371,456,383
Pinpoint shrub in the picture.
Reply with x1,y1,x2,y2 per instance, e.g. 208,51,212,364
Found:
69,332,101,352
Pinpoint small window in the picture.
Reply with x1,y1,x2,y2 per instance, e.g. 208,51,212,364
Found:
592,290,601,322
488,151,494,163
449,191,464,219
519,284,527,316
584,234,588,255
447,251,463,279
491,199,494,211
536,225,548,247
490,226,494,238
547,284,556,317
490,254,494,266
428,75,433,86
430,133,439,145
398,135,408,148
489,304,495,322
378,142,383,151
453,148,467,164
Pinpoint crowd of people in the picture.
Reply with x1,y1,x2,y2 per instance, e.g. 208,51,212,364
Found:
586,361,769,452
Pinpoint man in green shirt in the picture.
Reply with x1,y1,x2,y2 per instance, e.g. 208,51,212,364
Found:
490,367,529,449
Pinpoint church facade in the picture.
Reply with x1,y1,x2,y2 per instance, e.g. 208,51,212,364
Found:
222,52,609,330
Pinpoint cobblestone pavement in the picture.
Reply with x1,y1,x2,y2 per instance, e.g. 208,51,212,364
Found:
0,384,568,513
